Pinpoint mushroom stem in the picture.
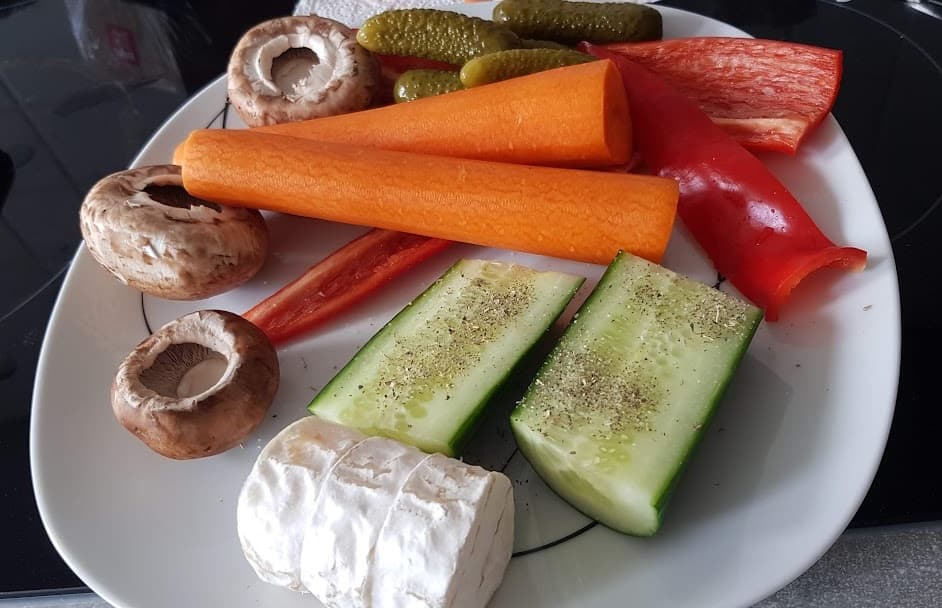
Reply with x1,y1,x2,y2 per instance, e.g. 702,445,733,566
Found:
271,47,322,95
177,357,228,398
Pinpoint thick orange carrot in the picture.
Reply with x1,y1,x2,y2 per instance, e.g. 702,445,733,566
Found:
173,60,630,168
180,129,677,264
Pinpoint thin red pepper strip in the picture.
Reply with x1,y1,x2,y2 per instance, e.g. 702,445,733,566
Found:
600,38,842,154
244,229,451,344
586,47,866,321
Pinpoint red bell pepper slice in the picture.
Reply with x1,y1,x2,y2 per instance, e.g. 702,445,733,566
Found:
600,38,842,154
244,229,451,344
586,46,866,321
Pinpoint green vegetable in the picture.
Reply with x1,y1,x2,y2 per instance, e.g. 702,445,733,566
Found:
393,69,463,103
309,259,584,457
519,38,573,51
493,0,663,45
460,48,593,88
511,252,761,536
357,9,521,65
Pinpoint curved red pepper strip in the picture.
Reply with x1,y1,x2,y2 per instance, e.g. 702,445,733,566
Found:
244,229,451,344
586,47,866,320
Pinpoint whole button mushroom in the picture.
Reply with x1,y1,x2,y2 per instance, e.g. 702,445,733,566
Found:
227,15,380,126
79,165,268,300
112,310,279,459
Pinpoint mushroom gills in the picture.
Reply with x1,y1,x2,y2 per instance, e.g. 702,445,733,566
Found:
138,343,229,399
256,34,339,101
143,183,222,213
227,16,379,126
271,47,322,97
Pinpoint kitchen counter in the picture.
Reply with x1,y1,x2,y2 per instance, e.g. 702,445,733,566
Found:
755,522,942,607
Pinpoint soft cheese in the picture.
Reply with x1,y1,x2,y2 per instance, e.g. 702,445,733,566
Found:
237,416,515,608
299,436,431,607
365,453,514,608
236,417,365,590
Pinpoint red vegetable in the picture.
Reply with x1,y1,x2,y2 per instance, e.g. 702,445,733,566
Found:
586,44,866,321
599,37,842,154
243,229,451,344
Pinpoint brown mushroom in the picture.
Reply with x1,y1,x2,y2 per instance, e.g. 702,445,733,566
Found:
227,15,379,127
79,165,268,300
111,310,279,459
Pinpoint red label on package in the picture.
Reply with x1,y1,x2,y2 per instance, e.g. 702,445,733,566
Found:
106,24,140,66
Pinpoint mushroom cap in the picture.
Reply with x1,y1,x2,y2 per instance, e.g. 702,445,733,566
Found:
80,165,269,300
227,15,379,127
111,310,280,460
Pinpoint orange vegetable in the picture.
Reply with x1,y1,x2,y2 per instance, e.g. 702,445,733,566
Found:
179,129,678,264
173,60,630,168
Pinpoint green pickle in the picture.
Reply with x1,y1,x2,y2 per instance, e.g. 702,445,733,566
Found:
493,0,663,45
519,38,573,51
358,9,521,65
460,49,593,88
394,69,463,103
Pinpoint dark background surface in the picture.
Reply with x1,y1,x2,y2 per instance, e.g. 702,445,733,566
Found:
1,0,939,596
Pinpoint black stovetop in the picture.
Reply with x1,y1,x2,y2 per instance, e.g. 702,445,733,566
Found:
1,0,939,597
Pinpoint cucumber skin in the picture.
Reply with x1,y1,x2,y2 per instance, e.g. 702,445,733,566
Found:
309,259,584,457
446,273,583,455
510,252,761,535
651,310,760,517
439,262,584,455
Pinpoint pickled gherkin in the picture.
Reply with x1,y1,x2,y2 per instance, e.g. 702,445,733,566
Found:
394,69,463,103
493,0,663,45
460,49,593,88
519,38,573,51
357,9,521,65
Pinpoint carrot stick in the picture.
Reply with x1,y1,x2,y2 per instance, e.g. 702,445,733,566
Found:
173,61,630,168
180,129,677,264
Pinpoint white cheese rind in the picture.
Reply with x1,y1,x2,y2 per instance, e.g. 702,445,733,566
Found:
238,417,515,608
236,417,366,590
477,487,515,607
366,453,515,608
299,437,432,607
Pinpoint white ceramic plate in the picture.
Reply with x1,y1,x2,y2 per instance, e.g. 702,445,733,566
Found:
31,3,900,608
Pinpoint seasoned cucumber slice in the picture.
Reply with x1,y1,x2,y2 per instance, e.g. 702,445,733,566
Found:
309,259,583,457
511,252,761,535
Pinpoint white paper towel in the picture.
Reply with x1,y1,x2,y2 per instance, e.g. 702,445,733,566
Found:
293,0,464,26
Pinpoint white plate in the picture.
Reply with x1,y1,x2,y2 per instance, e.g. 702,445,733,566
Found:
31,3,900,608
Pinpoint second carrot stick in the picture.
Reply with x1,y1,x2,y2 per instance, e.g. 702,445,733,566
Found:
180,129,678,265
